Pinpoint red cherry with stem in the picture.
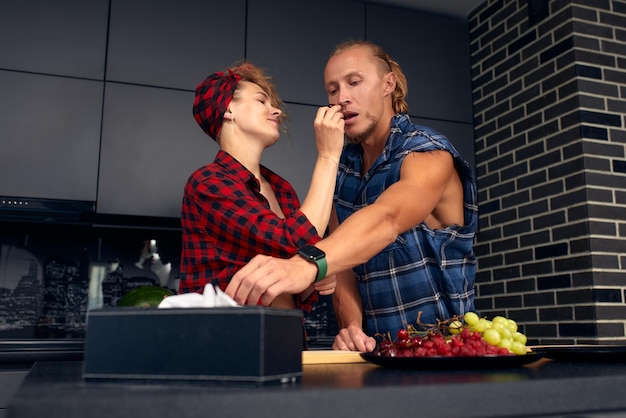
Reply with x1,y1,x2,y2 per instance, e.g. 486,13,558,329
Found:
396,329,409,341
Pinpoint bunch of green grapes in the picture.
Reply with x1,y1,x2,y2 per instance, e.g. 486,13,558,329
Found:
451,312,528,355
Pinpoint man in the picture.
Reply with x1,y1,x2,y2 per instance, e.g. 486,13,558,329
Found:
225,41,478,352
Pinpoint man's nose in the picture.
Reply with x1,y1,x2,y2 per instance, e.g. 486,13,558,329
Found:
337,91,350,106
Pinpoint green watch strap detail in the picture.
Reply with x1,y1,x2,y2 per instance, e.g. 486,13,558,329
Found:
314,256,327,283
297,245,327,283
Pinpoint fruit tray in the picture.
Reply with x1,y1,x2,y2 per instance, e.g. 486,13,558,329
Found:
360,351,543,369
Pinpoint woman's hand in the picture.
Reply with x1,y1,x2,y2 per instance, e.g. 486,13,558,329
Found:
225,254,317,306
314,274,336,296
314,104,344,161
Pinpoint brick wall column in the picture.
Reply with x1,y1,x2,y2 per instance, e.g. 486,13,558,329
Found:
469,0,626,344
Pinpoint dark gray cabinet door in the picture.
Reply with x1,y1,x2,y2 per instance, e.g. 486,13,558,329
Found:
97,83,216,218
0,0,108,79
246,0,365,106
0,71,103,202
367,5,474,124
106,0,246,90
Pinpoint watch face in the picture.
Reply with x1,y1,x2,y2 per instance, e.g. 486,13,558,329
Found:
299,246,325,260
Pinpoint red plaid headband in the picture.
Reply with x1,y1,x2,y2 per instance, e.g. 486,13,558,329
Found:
193,69,242,140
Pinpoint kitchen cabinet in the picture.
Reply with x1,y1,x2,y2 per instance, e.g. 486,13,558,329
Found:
97,83,214,218
0,71,103,203
0,0,108,79
0,0,475,223
106,0,246,90
0,0,248,221
0,0,105,215
246,0,365,106
367,5,474,125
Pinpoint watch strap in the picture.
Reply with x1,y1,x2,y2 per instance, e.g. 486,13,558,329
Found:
314,256,327,283
297,246,327,283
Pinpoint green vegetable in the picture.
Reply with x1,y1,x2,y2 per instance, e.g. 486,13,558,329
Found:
117,286,174,308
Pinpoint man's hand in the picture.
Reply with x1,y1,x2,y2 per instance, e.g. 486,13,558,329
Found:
225,254,317,306
332,324,376,352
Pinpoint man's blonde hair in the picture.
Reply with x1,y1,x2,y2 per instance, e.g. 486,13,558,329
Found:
330,40,409,114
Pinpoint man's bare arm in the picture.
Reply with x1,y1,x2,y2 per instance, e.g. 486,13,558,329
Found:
318,150,457,276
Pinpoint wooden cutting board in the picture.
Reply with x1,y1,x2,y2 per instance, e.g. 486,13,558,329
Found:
302,350,367,364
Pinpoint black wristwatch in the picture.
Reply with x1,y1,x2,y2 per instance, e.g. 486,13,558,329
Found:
297,245,327,283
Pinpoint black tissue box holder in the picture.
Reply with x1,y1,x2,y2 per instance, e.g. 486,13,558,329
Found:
83,306,303,383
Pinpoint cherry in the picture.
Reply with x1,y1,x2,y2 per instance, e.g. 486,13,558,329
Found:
396,329,409,341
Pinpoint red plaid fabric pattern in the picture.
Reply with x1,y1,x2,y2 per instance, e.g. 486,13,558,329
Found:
179,150,320,312
193,69,241,140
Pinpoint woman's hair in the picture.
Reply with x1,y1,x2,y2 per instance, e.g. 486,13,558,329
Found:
329,40,409,114
230,62,288,127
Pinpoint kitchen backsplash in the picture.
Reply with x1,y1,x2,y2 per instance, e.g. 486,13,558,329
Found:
0,221,338,342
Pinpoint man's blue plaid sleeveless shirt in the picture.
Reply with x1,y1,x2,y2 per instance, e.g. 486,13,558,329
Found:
334,113,478,337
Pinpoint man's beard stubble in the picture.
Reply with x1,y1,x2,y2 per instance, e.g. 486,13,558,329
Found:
345,113,378,145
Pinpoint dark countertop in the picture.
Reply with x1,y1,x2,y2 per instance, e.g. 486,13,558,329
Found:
8,358,626,418
0,340,83,365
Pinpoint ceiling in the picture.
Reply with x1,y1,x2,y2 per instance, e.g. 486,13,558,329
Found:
370,0,486,18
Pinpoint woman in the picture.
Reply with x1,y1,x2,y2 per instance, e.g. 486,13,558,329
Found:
180,62,344,313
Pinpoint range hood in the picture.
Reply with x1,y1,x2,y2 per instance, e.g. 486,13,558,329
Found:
0,196,95,222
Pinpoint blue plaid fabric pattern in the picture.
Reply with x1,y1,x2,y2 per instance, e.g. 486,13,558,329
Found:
335,114,478,336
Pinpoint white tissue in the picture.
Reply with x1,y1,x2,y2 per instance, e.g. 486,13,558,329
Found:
158,284,240,308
